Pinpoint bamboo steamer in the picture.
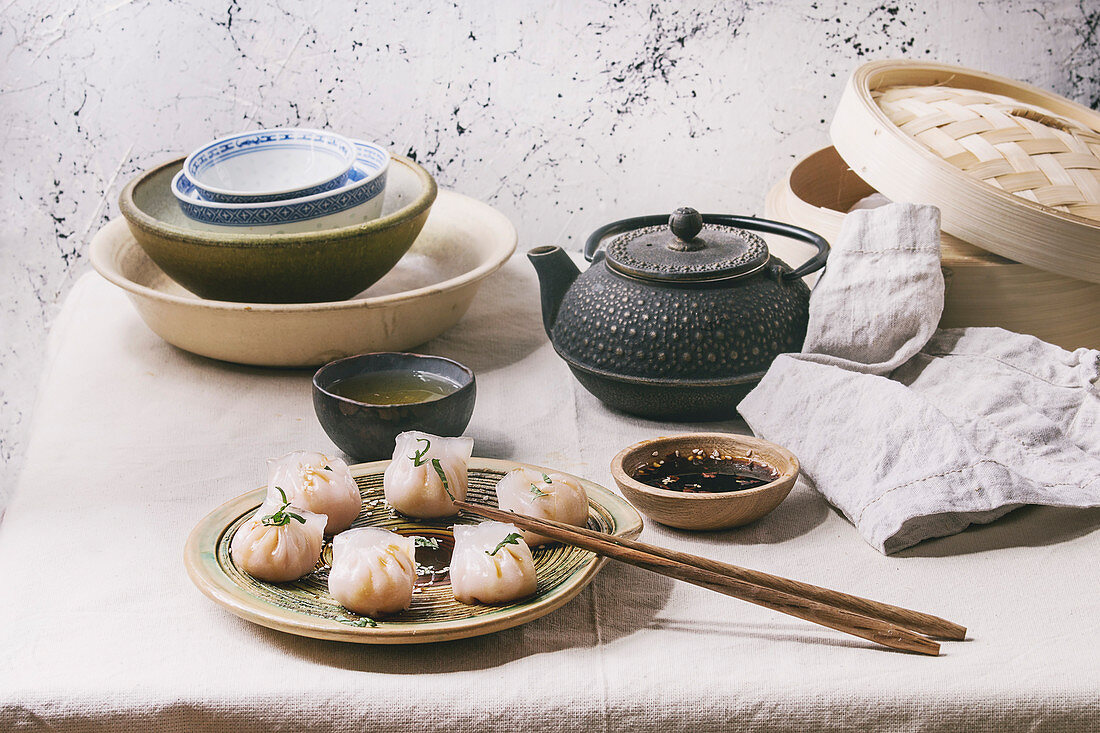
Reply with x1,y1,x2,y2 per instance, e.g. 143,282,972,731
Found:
765,145,1100,350
831,60,1100,284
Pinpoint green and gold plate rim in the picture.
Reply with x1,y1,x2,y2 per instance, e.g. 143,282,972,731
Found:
184,457,642,644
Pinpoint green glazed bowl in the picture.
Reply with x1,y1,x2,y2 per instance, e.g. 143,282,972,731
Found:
118,154,437,303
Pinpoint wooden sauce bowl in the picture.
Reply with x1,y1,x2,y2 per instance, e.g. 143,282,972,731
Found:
611,433,799,530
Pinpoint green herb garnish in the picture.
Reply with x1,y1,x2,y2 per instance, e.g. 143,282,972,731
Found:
431,458,455,501
323,465,332,471
486,532,523,557
260,487,306,527
414,536,440,549
529,473,552,498
409,437,431,466
340,615,378,628
407,438,455,501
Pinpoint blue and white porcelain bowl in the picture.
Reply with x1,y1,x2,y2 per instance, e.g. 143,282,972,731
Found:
183,128,358,203
172,141,390,234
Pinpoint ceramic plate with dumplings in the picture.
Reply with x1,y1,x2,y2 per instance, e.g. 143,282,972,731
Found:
184,459,642,644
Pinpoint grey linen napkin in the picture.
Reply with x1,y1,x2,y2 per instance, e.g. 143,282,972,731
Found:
738,203,1100,554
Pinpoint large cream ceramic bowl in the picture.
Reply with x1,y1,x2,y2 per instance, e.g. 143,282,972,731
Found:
90,189,516,367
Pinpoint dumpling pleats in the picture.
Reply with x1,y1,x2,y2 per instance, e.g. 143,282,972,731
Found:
230,503,327,583
266,450,362,534
328,527,418,616
383,431,473,518
495,468,588,546
450,521,537,605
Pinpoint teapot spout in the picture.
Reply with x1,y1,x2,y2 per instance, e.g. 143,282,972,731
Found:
528,246,580,338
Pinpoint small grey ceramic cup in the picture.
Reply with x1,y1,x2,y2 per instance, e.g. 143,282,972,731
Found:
312,352,475,461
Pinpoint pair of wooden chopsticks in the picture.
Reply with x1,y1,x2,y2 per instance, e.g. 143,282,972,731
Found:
453,501,966,656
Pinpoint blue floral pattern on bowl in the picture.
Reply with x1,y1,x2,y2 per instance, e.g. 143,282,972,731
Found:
185,128,357,204
174,142,389,227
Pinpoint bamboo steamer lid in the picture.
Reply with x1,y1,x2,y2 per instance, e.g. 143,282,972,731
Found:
831,60,1100,283
764,145,1100,350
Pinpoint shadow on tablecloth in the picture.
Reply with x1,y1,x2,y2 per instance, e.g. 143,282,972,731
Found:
645,618,934,655
247,490,840,674
424,257,548,375
896,505,1100,558
247,560,674,673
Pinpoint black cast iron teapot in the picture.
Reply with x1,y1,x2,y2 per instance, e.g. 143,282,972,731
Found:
528,207,829,420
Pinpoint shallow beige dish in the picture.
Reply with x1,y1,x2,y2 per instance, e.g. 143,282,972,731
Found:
90,189,516,367
184,458,642,644
764,145,1100,350
612,433,799,531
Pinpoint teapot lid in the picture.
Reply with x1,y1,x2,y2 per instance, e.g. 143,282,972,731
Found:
604,207,770,283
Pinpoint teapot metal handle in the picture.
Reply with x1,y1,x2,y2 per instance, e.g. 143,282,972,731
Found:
584,213,829,281
584,214,666,261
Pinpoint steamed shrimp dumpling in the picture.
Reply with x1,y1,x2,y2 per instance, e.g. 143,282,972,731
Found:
383,431,473,518
328,527,418,616
230,498,326,583
267,450,361,534
451,521,537,605
495,468,589,546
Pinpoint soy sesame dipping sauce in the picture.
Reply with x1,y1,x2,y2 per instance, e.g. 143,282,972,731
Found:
631,448,779,493
410,534,453,587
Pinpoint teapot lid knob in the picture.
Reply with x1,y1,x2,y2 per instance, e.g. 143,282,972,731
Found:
602,206,770,283
668,207,704,251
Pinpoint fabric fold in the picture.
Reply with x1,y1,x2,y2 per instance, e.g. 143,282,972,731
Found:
739,202,1100,554
800,204,944,375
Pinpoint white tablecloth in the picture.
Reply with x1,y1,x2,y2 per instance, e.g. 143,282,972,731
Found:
2,259,1098,732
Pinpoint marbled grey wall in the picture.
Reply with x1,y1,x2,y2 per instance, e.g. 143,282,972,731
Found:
1,0,1098,498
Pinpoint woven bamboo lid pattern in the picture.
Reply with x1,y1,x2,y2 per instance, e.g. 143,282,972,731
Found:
875,86,1100,221
831,60,1100,284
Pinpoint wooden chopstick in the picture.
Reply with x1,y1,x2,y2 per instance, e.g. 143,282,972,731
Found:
454,501,960,656
466,504,963,641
